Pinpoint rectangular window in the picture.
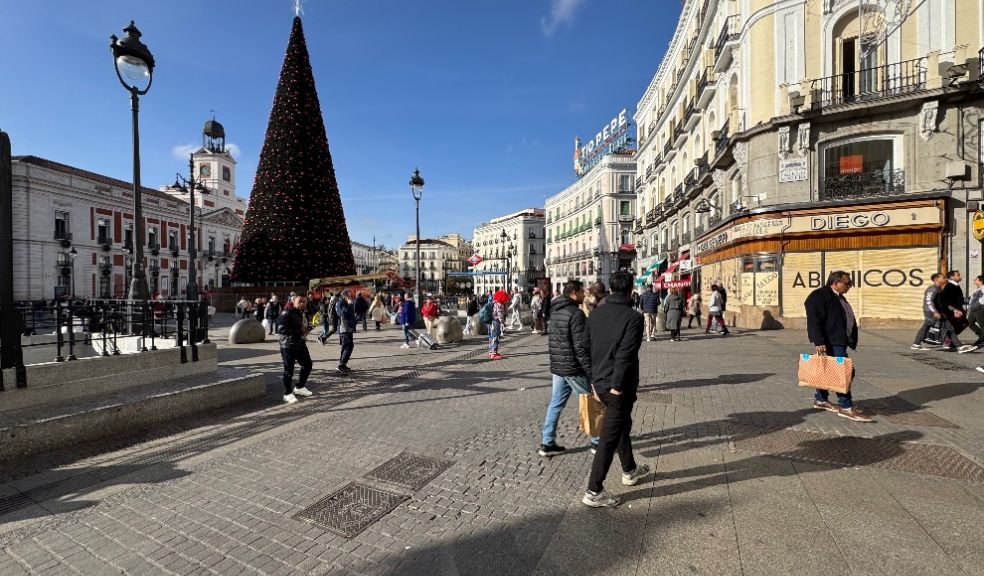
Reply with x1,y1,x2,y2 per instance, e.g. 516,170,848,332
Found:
97,219,110,244
168,231,179,250
124,223,134,249
99,276,111,299
208,237,216,254
821,138,900,200
618,174,631,192
148,227,158,248
620,201,631,216
54,211,70,240
222,167,231,182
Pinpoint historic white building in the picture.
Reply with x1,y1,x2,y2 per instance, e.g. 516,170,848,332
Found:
545,152,637,294
9,120,244,301
351,241,381,274
396,233,471,294
471,208,546,295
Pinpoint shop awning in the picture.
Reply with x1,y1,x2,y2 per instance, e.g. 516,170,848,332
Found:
664,251,690,275
644,257,667,275
653,278,692,290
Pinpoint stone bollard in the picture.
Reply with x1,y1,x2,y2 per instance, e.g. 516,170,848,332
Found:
229,319,266,344
434,316,464,344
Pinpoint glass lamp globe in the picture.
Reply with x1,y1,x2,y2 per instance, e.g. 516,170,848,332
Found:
116,55,151,92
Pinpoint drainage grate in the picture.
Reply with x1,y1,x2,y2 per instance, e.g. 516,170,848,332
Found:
365,451,455,491
733,426,984,481
294,482,407,538
857,397,958,429
637,392,674,404
901,353,967,371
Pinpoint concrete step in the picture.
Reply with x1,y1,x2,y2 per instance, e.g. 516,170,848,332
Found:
0,367,265,462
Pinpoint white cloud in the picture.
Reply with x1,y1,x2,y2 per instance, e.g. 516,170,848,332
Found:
171,143,198,160
171,142,241,160
540,0,586,36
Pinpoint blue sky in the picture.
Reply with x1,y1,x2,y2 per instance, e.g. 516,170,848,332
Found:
0,0,678,249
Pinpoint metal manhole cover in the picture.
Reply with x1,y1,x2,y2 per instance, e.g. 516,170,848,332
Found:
901,353,967,371
294,482,407,538
733,426,984,481
857,397,958,429
365,451,455,491
637,392,674,404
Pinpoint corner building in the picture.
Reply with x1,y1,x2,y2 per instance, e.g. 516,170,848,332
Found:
545,153,637,295
633,0,984,328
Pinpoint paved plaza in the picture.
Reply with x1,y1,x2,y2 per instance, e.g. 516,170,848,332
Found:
1,317,984,575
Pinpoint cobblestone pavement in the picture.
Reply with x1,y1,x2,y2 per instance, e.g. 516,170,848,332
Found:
2,320,984,575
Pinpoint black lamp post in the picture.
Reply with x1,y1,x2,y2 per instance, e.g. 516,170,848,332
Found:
410,168,424,304
170,154,210,300
68,247,77,298
111,21,155,301
119,244,133,298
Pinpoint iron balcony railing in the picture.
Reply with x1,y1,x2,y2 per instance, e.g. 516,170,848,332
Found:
695,223,705,237
682,232,692,245
810,57,927,110
674,183,684,199
821,168,906,201
715,120,731,157
53,230,72,241
715,15,740,61
709,213,722,226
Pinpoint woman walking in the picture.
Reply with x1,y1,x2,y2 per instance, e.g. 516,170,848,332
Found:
530,288,544,334
662,288,685,341
368,293,387,331
464,295,479,335
489,289,509,360
706,284,730,335
686,291,702,329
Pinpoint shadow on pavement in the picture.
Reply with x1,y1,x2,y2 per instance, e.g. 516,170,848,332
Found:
642,372,775,391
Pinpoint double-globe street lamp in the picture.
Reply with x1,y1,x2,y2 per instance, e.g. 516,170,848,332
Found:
110,21,155,301
409,168,424,305
498,229,516,290
170,154,211,300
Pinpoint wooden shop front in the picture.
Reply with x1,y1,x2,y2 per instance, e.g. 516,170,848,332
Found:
693,195,946,329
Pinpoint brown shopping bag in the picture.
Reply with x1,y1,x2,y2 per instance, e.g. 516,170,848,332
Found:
579,393,605,437
797,353,853,394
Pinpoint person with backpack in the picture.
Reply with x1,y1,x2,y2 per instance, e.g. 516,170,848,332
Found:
482,289,508,360
398,292,417,349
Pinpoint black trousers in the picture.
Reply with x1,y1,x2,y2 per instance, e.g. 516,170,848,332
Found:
587,390,638,493
339,332,354,368
281,345,312,395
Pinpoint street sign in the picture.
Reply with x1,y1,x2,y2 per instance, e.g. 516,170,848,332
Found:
466,254,484,266
974,211,984,242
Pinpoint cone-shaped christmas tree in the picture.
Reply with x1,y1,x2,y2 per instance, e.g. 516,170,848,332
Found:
232,16,356,283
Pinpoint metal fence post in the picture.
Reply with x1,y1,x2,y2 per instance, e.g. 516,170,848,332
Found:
176,302,187,363
0,130,26,389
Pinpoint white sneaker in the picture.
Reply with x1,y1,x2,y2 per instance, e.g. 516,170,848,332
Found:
283,393,298,404
582,490,620,508
958,344,979,354
976,366,984,374
293,387,313,397
400,343,410,349
621,464,651,486
646,337,652,342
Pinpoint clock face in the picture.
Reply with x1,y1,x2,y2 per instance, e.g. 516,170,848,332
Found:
199,164,211,177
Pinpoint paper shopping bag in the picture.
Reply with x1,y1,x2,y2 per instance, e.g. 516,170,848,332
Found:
797,353,853,394
579,394,606,437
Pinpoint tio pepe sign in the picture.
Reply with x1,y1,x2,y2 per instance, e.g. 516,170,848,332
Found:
973,210,984,242
574,109,630,178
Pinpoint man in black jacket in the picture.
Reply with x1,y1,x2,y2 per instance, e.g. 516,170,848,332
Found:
582,272,650,508
937,270,976,353
278,294,314,404
804,271,871,422
336,289,357,374
539,280,597,458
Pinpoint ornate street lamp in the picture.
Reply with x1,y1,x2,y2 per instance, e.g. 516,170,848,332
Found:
110,21,155,301
68,247,77,298
170,154,210,300
409,168,424,304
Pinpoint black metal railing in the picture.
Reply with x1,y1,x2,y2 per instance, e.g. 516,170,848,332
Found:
53,230,72,242
715,120,731,157
682,231,692,244
979,47,984,81
5,299,210,380
810,57,927,110
695,223,705,237
715,15,740,61
709,213,722,226
97,235,111,248
821,169,906,201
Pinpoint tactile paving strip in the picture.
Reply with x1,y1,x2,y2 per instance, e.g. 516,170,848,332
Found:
294,482,408,538
365,451,456,491
636,392,674,404
733,426,984,482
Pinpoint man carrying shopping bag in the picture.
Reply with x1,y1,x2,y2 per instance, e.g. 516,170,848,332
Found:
803,271,872,422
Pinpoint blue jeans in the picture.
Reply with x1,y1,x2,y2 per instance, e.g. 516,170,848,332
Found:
403,323,412,344
814,344,853,409
542,374,600,446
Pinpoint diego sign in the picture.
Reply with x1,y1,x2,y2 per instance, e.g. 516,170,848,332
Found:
574,109,630,178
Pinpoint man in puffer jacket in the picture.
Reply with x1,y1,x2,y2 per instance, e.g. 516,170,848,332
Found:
538,279,598,457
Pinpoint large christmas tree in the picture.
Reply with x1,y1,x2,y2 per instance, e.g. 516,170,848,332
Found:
232,16,356,283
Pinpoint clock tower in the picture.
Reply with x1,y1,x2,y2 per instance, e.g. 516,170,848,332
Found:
160,117,247,216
